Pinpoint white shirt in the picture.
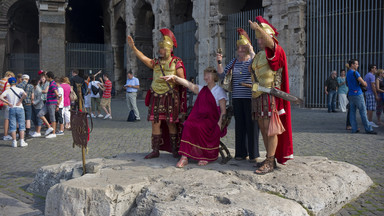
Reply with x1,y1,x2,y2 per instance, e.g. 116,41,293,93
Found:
1,87,25,109
198,85,228,106
58,86,64,108
89,81,101,98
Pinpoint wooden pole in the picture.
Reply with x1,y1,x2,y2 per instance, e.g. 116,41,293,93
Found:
82,146,86,175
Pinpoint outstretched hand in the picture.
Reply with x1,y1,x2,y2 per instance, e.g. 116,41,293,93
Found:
160,75,176,82
127,36,135,49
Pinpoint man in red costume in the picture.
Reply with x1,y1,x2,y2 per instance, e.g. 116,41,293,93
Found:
249,16,293,174
127,29,187,159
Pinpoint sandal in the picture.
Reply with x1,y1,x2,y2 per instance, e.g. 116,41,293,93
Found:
255,156,275,175
176,156,188,168
197,160,208,166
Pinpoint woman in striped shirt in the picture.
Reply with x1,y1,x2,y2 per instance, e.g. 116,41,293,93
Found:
217,28,260,162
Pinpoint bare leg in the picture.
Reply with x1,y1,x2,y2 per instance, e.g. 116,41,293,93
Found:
4,119,9,136
367,110,373,122
19,130,24,140
11,131,16,140
36,126,41,133
51,122,56,134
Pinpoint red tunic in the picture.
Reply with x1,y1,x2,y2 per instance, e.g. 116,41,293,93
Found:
265,43,294,165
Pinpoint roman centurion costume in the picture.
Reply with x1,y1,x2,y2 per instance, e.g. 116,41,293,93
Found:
145,28,187,158
251,16,293,165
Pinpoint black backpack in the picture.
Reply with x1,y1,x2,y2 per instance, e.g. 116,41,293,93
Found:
91,82,99,95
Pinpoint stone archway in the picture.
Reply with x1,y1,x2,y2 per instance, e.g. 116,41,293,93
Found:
113,17,127,88
133,2,154,95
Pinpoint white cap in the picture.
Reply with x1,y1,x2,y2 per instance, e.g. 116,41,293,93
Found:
22,74,30,80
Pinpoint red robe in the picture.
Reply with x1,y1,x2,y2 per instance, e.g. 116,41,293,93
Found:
265,43,293,165
178,86,224,161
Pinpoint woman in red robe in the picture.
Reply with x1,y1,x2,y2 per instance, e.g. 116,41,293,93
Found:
160,67,228,167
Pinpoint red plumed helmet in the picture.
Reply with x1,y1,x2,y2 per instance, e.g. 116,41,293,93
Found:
236,28,251,46
159,28,177,48
255,16,279,37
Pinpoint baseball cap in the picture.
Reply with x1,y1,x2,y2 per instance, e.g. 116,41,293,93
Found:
8,77,17,85
22,74,30,80
38,70,44,75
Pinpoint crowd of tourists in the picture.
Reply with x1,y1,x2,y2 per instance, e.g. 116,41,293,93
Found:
325,62,383,134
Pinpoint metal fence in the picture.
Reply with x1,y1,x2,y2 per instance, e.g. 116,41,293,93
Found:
7,53,40,80
306,0,384,108
225,9,264,65
66,43,113,79
173,20,197,80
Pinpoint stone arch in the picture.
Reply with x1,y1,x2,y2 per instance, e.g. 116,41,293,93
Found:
0,0,19,31
169,0,193,26
7,0,39,53
133,2,154,93
113,17,127,87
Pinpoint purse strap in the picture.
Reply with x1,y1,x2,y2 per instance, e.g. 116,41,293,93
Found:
10,87,21,99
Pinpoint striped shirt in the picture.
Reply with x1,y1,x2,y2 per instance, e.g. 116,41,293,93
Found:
223,57,253,99
102,80,112,98
46,80,58,105
0,78,10,108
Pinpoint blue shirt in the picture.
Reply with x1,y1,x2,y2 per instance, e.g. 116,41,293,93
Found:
337,77,348,95
346,69,363,96
125,77,139,93
364,72,375,93
223,57,252,99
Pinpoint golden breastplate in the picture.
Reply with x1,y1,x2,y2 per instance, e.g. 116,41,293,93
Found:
152,58,177,94
251,51,281,98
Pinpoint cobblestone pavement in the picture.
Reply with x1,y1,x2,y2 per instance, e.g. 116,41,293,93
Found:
0,97,383,215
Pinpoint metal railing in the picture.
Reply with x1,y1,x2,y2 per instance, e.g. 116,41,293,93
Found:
306,0,384,107
173,20,197,80
66,43,113,78
225,9,264,65
7,53,39,80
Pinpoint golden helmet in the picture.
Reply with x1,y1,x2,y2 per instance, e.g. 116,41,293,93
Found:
255,16,279,43
236,28,252,47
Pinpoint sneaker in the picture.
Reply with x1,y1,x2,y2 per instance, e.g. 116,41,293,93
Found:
103,114,111,119
29,131,34,136
12,140,17,148
3,135,12,141
31,132,41,138
46,134,57,139
44,127,54,136
56,131,64,135
91,113,96,118
135,118,141,121
109,116,112,119
369,122,379,128
20,140,28,147
97,114,104,118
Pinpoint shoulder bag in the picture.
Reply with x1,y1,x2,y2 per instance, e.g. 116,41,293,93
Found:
220,59,237,92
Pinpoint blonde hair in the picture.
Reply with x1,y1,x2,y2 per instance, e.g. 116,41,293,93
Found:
204,66,219,82
61,76,70,84
377,69,384,77
4,71,15,78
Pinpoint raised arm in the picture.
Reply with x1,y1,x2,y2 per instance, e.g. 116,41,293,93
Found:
127,36,154,69
160,75,199,94
249,20,274,50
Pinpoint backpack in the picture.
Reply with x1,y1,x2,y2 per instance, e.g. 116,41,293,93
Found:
91,82,99,95
127,110,136,122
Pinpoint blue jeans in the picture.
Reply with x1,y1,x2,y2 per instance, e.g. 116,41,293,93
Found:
349,94,372,133
327,90,337,111
9,107,26,133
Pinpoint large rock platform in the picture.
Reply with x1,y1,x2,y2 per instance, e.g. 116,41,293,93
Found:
27,152,373,216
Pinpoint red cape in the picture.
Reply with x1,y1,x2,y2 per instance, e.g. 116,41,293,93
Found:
265,44,293,164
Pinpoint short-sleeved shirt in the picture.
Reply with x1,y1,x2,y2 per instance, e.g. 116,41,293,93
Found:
16,81,34,104
364,72,375,93
337,77,348,95
198,85,228,106
0,78,10,107
1,87,25,109
347,69,363,96
33,85,44,109
89,81,101,98
325,76,338,91
46,80,58,105
102,80,112,98
125,77,139,93
60,83,71,107
58,86,64,108
39,81,49,101
223,58,252,99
